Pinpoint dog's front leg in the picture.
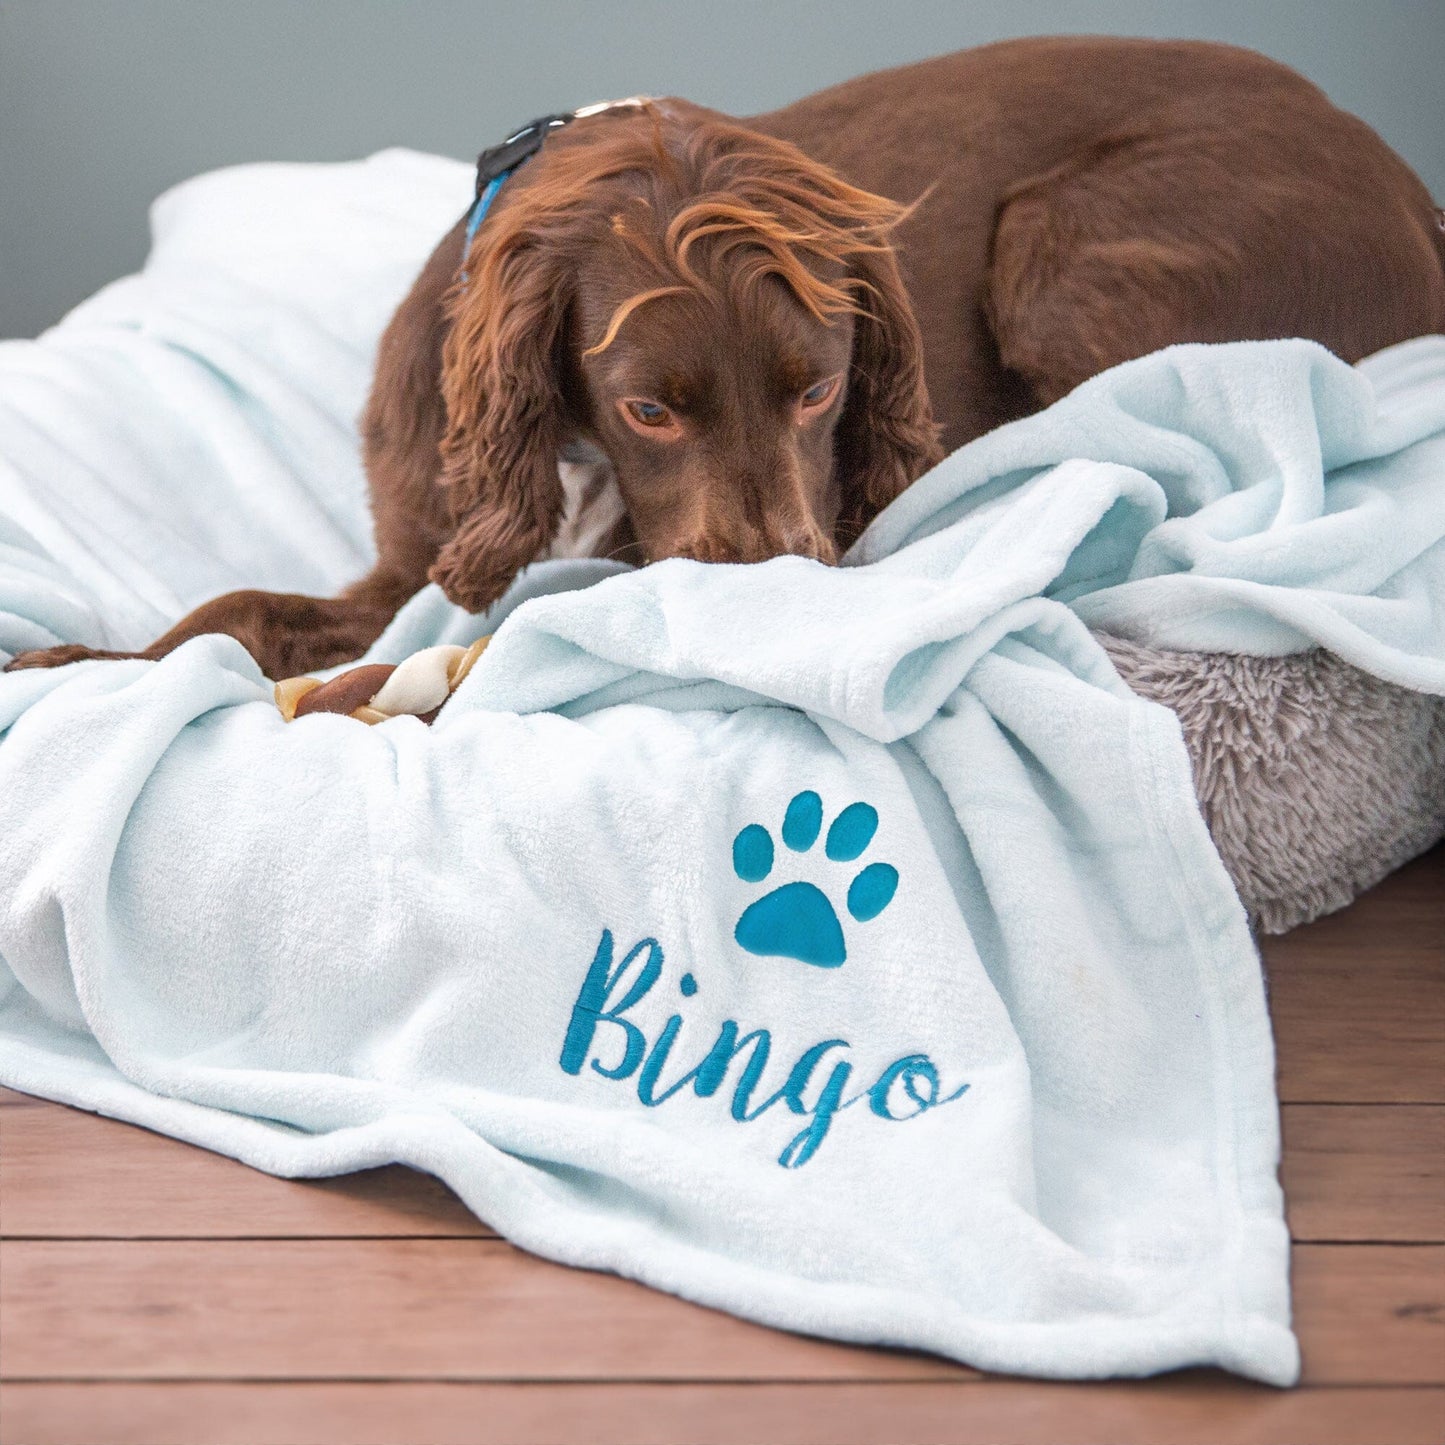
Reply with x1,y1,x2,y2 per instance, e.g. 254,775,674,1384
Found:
5,571,415,681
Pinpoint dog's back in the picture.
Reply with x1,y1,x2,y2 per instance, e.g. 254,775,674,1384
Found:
753,38,1445,449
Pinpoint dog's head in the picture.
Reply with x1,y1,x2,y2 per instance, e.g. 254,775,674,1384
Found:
431,104,941,612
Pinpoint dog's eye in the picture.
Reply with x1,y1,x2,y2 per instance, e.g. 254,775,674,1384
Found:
623,399,673,428
799,375,840,412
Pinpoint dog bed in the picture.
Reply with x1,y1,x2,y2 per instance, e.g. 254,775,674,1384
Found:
1105,639,1445,933
2,151,1443,1386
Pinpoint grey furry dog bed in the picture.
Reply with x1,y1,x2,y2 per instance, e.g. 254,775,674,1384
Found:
1100,636,1445,934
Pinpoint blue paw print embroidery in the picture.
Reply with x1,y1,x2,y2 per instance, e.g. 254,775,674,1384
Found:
731,791,898,968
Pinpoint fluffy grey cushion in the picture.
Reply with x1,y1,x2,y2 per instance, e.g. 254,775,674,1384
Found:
1099,637,1445,934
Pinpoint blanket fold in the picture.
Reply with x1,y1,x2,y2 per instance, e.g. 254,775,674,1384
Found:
3,150,1442,1387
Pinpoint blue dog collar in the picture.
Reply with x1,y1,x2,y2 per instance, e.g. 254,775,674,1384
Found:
460,98,651,279
461,172,509,264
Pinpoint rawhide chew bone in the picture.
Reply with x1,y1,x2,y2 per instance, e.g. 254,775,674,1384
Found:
274,637,490,725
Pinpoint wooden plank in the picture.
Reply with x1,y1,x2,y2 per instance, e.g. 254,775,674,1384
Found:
1267,848,1444,1105
1282,1106,1445,1243
2,1381,1442,1445
2,1239,1440,1385
9,1097,1437,1244
0,1094,491,1240
0,1237,971,1383
1292,1245,1445,1386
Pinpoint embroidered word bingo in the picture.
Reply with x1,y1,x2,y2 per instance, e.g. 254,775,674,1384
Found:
559,929,969,1168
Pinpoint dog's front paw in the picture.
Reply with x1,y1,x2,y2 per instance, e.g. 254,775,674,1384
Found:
4,644,136,672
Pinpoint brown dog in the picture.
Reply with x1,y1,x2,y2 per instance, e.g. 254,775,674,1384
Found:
10,36,1443,678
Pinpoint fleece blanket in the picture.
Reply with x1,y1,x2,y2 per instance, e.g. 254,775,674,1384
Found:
3,150,1444,1388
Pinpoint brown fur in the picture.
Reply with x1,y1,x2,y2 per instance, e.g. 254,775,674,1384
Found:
9,37,1443,677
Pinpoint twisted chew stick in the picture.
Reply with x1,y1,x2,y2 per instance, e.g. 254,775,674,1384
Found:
275,637,491,725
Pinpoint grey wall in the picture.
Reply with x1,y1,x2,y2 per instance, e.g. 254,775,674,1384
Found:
2,0,1441,339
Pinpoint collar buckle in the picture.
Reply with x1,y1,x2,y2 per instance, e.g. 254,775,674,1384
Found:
473,112,577,199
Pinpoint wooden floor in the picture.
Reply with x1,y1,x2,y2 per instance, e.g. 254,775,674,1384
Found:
2,849,1441,1445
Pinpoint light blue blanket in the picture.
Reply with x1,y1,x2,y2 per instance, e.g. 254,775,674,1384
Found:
1,152,1442,1387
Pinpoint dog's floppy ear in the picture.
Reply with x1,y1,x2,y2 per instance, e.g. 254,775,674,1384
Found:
832,245,943,545
428,232,572,614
